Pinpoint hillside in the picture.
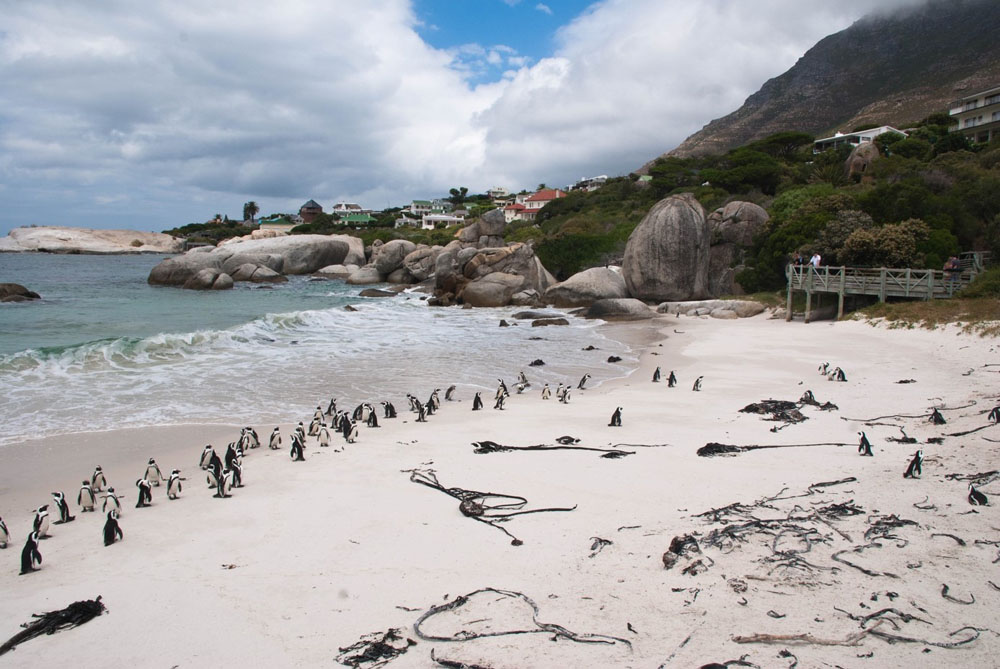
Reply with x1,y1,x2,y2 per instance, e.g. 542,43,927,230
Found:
647,0,1000,163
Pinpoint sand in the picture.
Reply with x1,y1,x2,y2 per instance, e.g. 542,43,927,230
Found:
1,312,999,668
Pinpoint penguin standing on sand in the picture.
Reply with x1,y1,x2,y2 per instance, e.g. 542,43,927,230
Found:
269,427,282,450
167,470,184,499
78,481,96,512
240,426,259,450
229,458,244,489
145,458,164,486
903,450,923,478
318,423,331,447
692,376,703,392
20,531,42,574
429,390,441,411
472,392,483,411
969,483,989,506
858,432,873,457
91,466,107,492
345,420,359,443
608,407,623,427
313,405,324,424
199,446,214,469
367,410,379,428
541,384,551,400
652,367,661,383
424,396,436,416
555,383,564,398
415,402,427,422
290,433,305,461
559,387,571,404
494,392,507,410
818,362,830,375
445,385,456,401
208,450,224,484
930,408,946,425
103,510,123,546
667,371,677,388
382,401,397,419
294,422,306,443
103,488,123,515
325,398,337,416
577,374,591,390
518,371,529,387
135,479,152,508
222,469,237,496
0,517,8,549
308,417,321,437
829,367,846,382
989,406,1000,423
225,443,241,471
51,492,75,524
32,505,50,538
213,470,232,499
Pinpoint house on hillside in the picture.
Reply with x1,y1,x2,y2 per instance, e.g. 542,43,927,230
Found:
813,126,907,153
298,199,323,223
571,175,607,192
421,213,465,230
504,203,527,223
258,216,297,234
520,188,567,221
331,202,371,216
340,213,376,226
950,85,1000,144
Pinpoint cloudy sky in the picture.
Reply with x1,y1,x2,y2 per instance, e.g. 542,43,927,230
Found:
0,0,923,234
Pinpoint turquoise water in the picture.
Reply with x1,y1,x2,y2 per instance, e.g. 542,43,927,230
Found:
0,253,635,445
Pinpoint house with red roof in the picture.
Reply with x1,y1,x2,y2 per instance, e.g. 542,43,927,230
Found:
519,188,566,221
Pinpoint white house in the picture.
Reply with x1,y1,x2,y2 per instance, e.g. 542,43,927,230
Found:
950,85,1000,144
571,175,607,192
813,126,907,152
504,203,527,223
331,202,371,216
421,213,465,230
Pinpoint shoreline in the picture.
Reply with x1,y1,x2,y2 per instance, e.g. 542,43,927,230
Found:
0,314,998,667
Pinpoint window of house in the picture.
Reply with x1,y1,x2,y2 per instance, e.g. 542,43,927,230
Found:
965,101,979,111
985,93,1000,105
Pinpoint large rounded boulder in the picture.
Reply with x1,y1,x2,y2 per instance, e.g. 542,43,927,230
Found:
374,239,417,276
622,193,710,302
462,272,527,307
545,267,628,307
584,298,655,320
0,283,41,302
402,246,441,281
707,201,769,296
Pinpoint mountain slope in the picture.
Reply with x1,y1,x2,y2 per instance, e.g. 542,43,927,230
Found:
651,0,1000,162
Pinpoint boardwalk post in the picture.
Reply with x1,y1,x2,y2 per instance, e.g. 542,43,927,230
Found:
837,267,846,319
928,270,935,299
879,268,887,303
786,276,793,321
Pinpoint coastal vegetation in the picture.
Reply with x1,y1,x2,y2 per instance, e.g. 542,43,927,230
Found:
161,220,258,245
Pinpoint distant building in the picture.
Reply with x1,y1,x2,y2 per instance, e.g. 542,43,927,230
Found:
340,213,376,226
504,203,527,223
488,186,510,202
521,188,567,221
950,85,1000,144
421,213,465,230
331,202,371,216
258,216,296,234
571,175,607,192
813,126,907,153
298,199,323,223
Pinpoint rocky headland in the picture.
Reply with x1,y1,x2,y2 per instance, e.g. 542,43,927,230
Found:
0,226,184,254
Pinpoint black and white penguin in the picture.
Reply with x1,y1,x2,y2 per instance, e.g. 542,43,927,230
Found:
559,387,571,404
240,426,260,450
212,468,232,498
145,458,164,486
222,469,237,496
903,450,923,478
0,517,7,549
199,445,214,469
692,376,703,392
290,433,306,461
229,458,244,488
424,396,436,416
294,422,306,443
308,417,321,436
515,382,527,394
269,427,282,450
472,392,483,411
78,481,96,512
800,389,816,405
415,402,427,422
608,407,623,427
208,450,224,484
32,505,50,538
829,367,847,382
494,392,507,410
103,487,123,515
103,510,123,546
652,367,661,383
577,373,591,390
518,371,528,386
313,405,324,424
990,406,1000,423
382,401,397,418
318,423,331,447
445,385,456,401
51,492,75,524
205,465,220,492
429,390,441,411
930,408,946,425
20,531,42,574
667,371,677,388
167,470,184,499
225,443,241,472
325,397,337,416
367,410,379,428
352,403,365,421
541,384,551,400
135,478,152,508
968,483,989,506
406,394,419,412
91,465,107,492
345,420,359,443
858,431,873,457
818,362,830,375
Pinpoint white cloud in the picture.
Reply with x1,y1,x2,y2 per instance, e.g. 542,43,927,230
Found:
535,3,553,15
0,0,926,233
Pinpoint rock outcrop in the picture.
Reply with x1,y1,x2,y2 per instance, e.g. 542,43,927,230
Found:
622,194,710,302
458,208,506,248
0,226,184,254
183,269,233,290
0,283,41,302
846,142,880,180
657,299,766,318
544,267,628,307
430,242,555,308
584,298,655,321
707,202,769,296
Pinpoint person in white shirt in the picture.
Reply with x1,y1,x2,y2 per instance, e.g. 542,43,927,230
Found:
810,253,821,268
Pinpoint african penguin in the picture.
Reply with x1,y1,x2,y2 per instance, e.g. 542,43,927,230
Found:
667,371,677,388
145,458,164,486
652,367,661,383
103,488,123,515
91,465,107,492
577,373,591,390
858,431,873,457
51,492,75,524
445,385,456,401
472,392,483,411
318,424,331,447
32,505,50,538
0,517,7,549
103,510,123,546
494,392,507,410
367,410,379,428
199,445,214,469
269,427,282,450
290,433,306,461
382,401,397,418
541,384,551,400
903,450,923,478
968,483,989,506
692,376,703,392
929,408,946,425
990,406,1000,423
167,470,184,499
135,479,152,508
20,531,42,574
608,407,623,427
78,481,96,512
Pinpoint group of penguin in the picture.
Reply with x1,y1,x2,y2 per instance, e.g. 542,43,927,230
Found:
7,458,184,575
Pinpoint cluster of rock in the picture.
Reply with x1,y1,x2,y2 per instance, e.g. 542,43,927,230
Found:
657,299,766,320
0,227,184,254
0,283,41,303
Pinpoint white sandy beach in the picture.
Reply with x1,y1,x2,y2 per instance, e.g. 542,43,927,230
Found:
1,312,999,668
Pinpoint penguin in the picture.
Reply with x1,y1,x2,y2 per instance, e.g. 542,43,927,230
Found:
294,422,305,443
145,458,164,486
494,392,507,410
608,407,623,427
225,443,241,472
445,385,456,401
968,483,989,506
78,481,96,512
382,401,397,418
353,403,365,421
167,470,184,500
135,478,152,508
91,465,107,492
472,392,483,411
429,390,441,411
692,376,703,392
205,465,220,492
51,492,75,524
828,367,846,382
652,367,661,383
990,406,1000,423
667,371,677,388
497,378,509,398
269,427,282,450
818,362,830,375
415,402,427,422
424,396,436,416
555,382,565,398
367,411,379,428
577,373,591,390
240,426,260,450
222,469,237,496
199,445,214,469
103,510,123,546
20,531,42,574
341,415,353,439
313,405,324,424
103,488,122,515
518,371,529,386
800,389,816,404
930,408,946,425
903,450,923,478
308,417,321,436
229,458,244,489
346,421,359,444
318,424,331,447
559,387,571,404
290,433,305,461
407,394,419,412
858,431,873,457
208,450,224,485
32,505,50,538
213,469,232,499
325,397,337,416
515,382,527,394
541,384,551,400
0,517,7,549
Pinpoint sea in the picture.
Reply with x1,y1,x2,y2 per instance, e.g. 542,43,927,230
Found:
0,253,637,446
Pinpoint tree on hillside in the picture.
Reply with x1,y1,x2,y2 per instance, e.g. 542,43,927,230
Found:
448,187,468,207
243,201,259,222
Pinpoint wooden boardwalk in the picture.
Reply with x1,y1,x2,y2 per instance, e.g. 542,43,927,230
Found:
785,265,974,322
